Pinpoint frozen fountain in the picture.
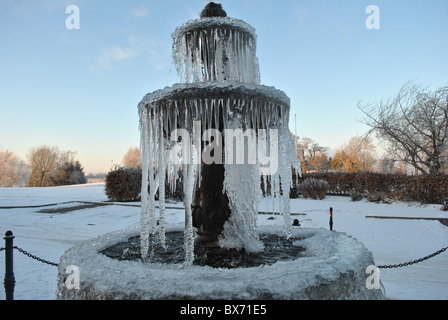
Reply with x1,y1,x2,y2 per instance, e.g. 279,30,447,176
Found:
57,3,385,300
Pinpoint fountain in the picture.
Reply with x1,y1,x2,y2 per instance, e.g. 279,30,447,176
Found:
57,3,385,300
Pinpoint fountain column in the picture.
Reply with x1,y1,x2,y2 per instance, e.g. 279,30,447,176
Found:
183,3,260,248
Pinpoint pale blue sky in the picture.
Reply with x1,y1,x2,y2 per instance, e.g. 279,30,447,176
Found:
1,0,447,173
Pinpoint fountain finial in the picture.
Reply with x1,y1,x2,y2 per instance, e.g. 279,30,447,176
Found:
201,2,227,18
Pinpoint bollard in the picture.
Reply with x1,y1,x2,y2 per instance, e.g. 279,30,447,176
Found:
4,230,15,300
329,207,333,231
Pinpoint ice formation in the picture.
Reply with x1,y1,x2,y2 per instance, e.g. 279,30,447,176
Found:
172,17,261,84
139,17,300,263
57,225,385,300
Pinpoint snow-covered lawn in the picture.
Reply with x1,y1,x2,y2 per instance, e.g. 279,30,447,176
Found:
1,183,447,300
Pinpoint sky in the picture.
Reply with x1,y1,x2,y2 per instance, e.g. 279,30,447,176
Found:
1,0,447,174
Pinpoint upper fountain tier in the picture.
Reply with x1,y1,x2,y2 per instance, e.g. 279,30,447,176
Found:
172,17,261,84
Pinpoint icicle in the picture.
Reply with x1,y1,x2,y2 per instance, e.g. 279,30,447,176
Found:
140,108,150,260
158,113,167,251
139,106,159,260
183,105,196,266
148,110,157,237
183,162,196,265
279,125,293,239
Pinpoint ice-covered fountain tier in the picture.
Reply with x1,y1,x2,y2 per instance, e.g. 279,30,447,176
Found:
57,6,385,300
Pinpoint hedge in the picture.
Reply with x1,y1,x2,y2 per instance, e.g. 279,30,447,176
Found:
294,172,448,204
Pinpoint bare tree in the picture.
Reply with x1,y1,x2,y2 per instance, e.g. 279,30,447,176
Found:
297,137,329,172
27,145,61,187
60,150,78,165
332,136,376,173
358,82,448,174
122,147,141,169
0,150,30,187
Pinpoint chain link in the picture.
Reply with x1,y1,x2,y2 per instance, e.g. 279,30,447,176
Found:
12,246,59,267
377,246,448,269
4,244,447,270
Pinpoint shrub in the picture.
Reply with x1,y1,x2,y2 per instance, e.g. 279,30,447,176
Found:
350,193,363,202
297,178,329,200
105,167,142,202
289,185,300,199
441,199,448,212
366,191,389,203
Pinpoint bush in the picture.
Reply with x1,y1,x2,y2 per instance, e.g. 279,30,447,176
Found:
297,178,329,200
350,193,363,202
366,191,391,204
441,199,448,212
105,167,142,202
289,185,300,199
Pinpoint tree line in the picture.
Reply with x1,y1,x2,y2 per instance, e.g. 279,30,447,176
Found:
0,146,87,187
296,82,448,176
295,135,379,174
3,82,445,187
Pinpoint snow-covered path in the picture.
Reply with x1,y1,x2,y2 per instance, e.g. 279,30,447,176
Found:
1,184,447,300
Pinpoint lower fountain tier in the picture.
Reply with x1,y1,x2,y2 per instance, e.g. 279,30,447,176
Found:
57,225,385,300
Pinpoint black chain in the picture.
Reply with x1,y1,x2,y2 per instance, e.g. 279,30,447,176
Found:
3,245,447,270
377,246,448,269
12,246,59,267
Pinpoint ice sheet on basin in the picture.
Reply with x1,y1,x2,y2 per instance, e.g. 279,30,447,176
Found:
57,224,384,300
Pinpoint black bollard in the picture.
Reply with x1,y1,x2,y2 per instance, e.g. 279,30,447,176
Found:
4,231,15,300
329,208,333,231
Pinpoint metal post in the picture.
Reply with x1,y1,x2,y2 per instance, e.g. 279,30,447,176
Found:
329,207,333,231
4,230,15,300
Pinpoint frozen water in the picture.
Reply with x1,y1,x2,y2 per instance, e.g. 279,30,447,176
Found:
138,13,301,262
57,225,384,300
172,17,260,84
139,82,299,258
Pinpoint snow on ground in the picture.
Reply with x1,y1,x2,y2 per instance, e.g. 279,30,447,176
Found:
0,183,447,300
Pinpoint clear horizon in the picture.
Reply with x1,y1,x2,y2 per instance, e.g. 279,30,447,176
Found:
1,0,447,173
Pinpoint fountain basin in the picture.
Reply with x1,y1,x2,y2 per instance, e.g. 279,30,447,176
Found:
57,225,385,300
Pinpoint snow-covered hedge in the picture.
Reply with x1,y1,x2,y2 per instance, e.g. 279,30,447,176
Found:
296,172,448,204
297,178,329,200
